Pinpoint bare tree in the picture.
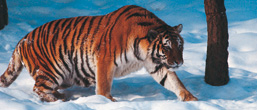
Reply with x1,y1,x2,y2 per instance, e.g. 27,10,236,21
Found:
204,0,229,86
0,0,8,30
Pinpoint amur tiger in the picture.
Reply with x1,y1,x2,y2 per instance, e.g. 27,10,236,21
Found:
0,5,197,102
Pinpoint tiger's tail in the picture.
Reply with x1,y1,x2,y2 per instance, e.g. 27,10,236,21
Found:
0,48,23,87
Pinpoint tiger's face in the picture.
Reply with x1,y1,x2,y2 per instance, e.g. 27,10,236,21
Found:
149,24,184,69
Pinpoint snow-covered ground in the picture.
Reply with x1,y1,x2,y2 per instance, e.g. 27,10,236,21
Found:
0,0,257,110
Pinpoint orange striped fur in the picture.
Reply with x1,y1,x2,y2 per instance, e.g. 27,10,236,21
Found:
0,5,197,102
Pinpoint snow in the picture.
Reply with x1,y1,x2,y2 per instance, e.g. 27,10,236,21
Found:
0,0,257,110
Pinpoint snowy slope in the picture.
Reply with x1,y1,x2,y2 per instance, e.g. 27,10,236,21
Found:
0,0,257,110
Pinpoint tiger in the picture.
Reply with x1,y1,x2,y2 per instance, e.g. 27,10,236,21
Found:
0,5,197,102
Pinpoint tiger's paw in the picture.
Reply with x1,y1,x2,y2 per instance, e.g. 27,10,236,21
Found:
39,93,58,102
110,97,117,102
105,95,117,102
179,90,198,101
53,91,66,101
37,91,66,102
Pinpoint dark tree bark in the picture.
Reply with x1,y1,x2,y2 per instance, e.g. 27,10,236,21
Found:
0,0,8,30
204,0,229,86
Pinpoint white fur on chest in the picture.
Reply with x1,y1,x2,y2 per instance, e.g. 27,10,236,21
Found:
114,61,144,77
113,48,145,77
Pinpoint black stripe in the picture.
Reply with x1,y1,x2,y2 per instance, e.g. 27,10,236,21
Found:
36,26,44,57
59,45,71,73
160,73,168,86
44,21,56,57
22,41,30,72
80,32,91,77
40,26,50,60
91,16,103,39
150,64,163,74
126,13,145,20
151,42,160,64
31,27,37,39
133,37,149,61
90,16,104,61
106,8,119,26
23,33,29,39
124,49,128,63
90,16,103,53
52,29,59,55
95,32,104,53
36,83,54,91
61,18,71,28
153,25,168,32
44,71,59,86
87,17,96,36
63,18,73,33
78,17,89,37
103,27,110,54
36,75,52,83
74,50,92,79
49,40,65,79
113,47,118,66
82,17,96,57
73,16,84,28
70,29,77,57
63,29,71,54
137,22,154,26
151,40,161,64
76,17,89,45
124,31,129,63
85,46,95,75
44,23,52,56
133,38,141,60
53,20,62,32
26,36,34,73
42,23,51,59
39,24,48,58
156,44,161,58
47,21,55,35
74,50,84,82
80,46,93,78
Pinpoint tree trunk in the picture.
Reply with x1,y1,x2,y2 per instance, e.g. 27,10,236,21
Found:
204,0,229,86
0,0,8,30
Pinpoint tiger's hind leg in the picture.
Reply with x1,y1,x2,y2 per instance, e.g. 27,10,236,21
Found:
33,71,65,102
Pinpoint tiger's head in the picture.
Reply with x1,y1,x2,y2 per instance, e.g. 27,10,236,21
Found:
148,24,184,69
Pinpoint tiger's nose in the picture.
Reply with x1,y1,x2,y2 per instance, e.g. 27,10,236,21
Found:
174,60,183,67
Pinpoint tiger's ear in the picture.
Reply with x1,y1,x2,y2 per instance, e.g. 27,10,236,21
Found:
147,29,158,42
174,24,183,33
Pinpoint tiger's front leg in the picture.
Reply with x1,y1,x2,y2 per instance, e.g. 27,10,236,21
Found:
149,67,198,101
96,62,116,102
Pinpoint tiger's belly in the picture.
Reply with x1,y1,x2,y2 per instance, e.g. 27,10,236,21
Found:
114,61,144,78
